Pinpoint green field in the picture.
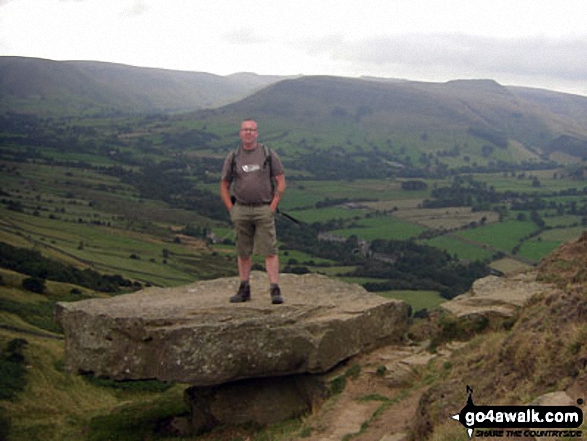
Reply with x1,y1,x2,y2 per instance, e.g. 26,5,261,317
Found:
455,220,539,253
288,206,369,223
472,171,587,193
517,226,586,261
543,214,584,228
1,208,234,286
3,146,585,283
378,290,446,313
421,236,495,262
330,215,426,241
336,276,445,312
281,179,430,210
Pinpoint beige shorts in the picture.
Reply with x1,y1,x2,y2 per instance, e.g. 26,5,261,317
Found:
230,203,278,258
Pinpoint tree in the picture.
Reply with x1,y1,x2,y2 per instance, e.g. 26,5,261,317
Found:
401,180,428,191
481,144,494,157
516,212,528,221
530,210,545,228
22,277,46,294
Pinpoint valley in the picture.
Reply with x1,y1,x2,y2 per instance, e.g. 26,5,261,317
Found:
1,57,586,440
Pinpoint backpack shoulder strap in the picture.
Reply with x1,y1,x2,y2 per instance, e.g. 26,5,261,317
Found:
230,145,240,176
261,143,272,173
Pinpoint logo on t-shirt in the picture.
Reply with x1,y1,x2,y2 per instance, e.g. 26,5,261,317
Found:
242,164,261,173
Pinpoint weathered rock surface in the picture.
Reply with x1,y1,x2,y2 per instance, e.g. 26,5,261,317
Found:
440,272,552,319
185,375,328,433
56,272,409,386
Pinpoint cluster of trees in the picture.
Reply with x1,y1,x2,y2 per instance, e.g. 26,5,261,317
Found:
120,161,227,220
160,128,220,150
0,112,44,134
423,175,587,217
547,135,587,159
275,219,488,299
0,112,135,169
0,242,136,292
401,180,428,191
468,126,508,149
277,219,364,266
293,148,397,180
423,175,501,210
1,114,228,180
355,239,489,299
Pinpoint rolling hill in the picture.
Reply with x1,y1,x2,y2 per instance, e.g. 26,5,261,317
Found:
0,56,288,115
215,75,587,156
2,56,587,170
2,56,587,162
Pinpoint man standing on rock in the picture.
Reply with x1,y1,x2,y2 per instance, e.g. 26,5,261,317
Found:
220,119,286,304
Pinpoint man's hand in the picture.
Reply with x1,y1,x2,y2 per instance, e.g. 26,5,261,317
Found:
270,174,286,212
219,179,233,212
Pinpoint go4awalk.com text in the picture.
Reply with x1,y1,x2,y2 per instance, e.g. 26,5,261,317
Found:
451,386,584,438
475,429,582,438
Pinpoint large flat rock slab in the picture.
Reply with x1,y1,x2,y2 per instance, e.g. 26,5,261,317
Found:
56,272,409,386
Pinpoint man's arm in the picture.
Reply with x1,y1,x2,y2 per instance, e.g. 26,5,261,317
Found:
270,174,286,212
220,179,233,212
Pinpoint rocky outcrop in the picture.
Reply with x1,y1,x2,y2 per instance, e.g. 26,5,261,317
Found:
55,272,409,386
56,272,410,433
411,234,587,441
440,272,552,319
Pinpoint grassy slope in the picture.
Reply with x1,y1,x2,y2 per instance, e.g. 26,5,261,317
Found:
0,326,187,441
412,235,587,440
0,156,235,286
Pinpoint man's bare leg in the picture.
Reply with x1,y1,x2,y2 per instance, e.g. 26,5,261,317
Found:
265,254,280,284
238,256,252,282
266,254,283,304
230,256,252,303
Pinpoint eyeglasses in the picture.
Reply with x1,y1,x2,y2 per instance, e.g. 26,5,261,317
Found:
241,128,257,132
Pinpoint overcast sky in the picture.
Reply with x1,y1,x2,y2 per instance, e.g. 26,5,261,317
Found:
1,0,586,96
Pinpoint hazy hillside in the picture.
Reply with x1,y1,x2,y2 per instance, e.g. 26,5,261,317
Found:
2,57,587,161
511,85,587,132
0,56,287,115
217,75,587,157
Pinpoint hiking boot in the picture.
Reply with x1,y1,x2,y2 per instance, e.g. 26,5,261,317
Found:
270,285,283,305
230,282,251,303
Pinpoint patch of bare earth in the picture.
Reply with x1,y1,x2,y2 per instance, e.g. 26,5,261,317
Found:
298,343,459,441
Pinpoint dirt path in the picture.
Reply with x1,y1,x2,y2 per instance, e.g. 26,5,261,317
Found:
294,343,451,441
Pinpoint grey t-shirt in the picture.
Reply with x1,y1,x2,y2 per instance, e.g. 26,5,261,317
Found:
221,144,284,204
